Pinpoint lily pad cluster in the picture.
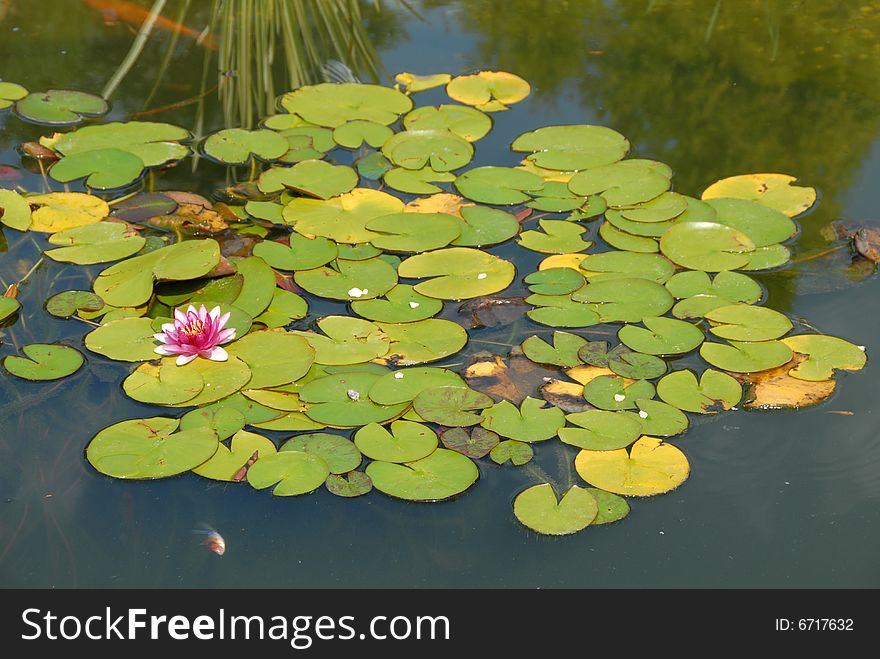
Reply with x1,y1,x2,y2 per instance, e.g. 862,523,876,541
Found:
0,73,868,537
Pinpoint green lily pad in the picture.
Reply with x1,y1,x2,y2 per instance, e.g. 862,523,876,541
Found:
741,243,791,270
368,367,465,406
356,151,393,180
439,427,499,459
586,488,631,525
571,278,674,323
511,125,629,170
246,450,330,496
259,161,357,199
489,439,533,466
513,484,598,535
413,385,493,426
367,448,479,501
181,393,284,439
568,160,670,207
167,356,253,407
281,433,361,474
598,221,659,253
253,234,338,271
383,166,456,194
94,240,219,308
618,192,689,222
49,147,145,190
0,189,32,231
524,268,585,296
300,371,408,427
86,417,218,479
45,221,146,264
284,188,404,243
377,319,468,366
292,316,389,365
351,284,443,323
404,104,492,142
559,409,642,450
123,359,205,405
705,304,792,341
617,316,705,355
781,335,867,381
704,197,797,247
522,331,587,367
382,129,474,171
254,289,309,328
4,343,84,380
46,290,105,318
271,124,336,162
0,81,27,109
366,212,461,253
280,83,412,127
244,200,284,224
656,369,742,413
251,412,325,432
227,330,314,388
619,398,688,437
672,295,736,319
525,293,600,328
354,420,438,463
295,257,398,302
398,247,515,300
480,396,565,442
193,429,277,481
518,219,592,254
454,166,544,205
665,270,762,303
325,471,373,497
605,210,678,237
700,340,793,373
583,375,656,410
606,351,668,380
579,251,674,284
203,128,289,165
526,181,589,212
14,89,108,125
84,316,160,361
54,121,190,167
660,222,755,272
453,205,520,247
332,120,394,149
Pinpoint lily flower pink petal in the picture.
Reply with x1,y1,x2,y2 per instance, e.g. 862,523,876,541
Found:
153,303,237,366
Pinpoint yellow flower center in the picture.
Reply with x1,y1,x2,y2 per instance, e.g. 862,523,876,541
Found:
180,319,205,338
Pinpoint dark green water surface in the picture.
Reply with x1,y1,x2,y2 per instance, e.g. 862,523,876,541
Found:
1,0,879,587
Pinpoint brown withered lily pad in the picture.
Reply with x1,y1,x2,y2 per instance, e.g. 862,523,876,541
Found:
734,354,836,410
464,346,561,403
540,378,592,413
457,296,530,329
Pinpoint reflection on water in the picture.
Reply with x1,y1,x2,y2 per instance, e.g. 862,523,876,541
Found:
1,0,880,587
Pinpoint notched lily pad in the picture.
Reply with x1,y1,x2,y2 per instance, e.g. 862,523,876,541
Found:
513,484,598,535
4,343,84,380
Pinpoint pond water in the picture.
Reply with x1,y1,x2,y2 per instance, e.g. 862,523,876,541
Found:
1,0,880,588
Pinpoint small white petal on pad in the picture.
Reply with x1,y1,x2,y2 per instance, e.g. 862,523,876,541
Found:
613,393,626,402
394,372,405,379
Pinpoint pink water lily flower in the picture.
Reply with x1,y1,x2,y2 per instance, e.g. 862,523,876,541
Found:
154,304,236,366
